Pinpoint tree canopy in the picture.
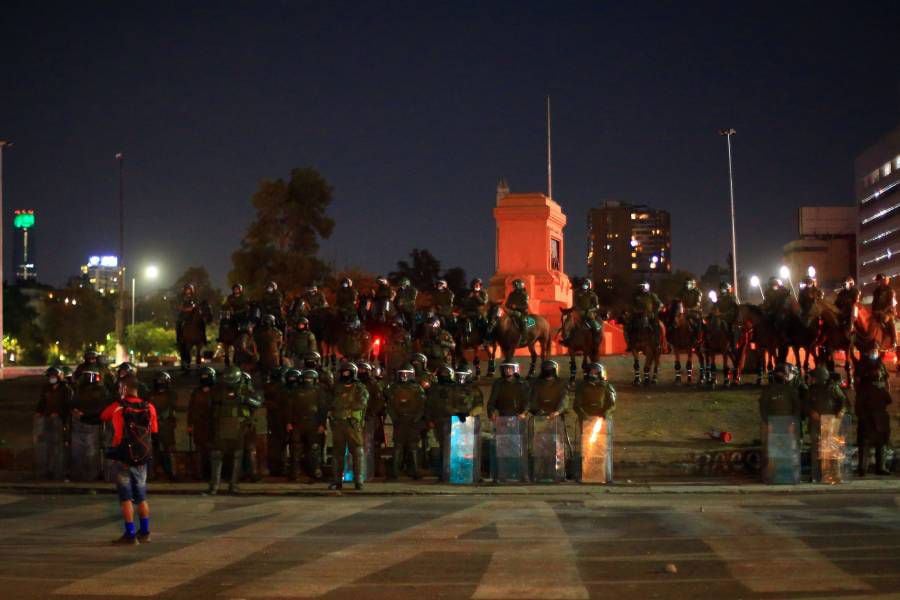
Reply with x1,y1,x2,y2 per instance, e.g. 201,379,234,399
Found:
230,167,335,296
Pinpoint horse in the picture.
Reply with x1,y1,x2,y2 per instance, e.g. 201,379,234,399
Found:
818,301,855,385
665,300,704,385
178,300,212,371
486,303,551,377
626,313,663,385
853,303,895,355
702,313,738,386
785,299,823,376
217,309,240,366
558,308,603,382
363,296,396,351
454,313,496,377
734,304,781,384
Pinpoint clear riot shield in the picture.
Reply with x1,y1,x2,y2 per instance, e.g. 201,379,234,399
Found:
811,413,852,484
490,416,527,482
442,416,481,484
342,446,367,483
580,416,614,483
530,415,565,482
762,416,800,484
69,415,101,482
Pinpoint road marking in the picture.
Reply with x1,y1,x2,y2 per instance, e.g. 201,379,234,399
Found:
54,499,386,597
0,501,109,541
696,507,873,594
472,501,589,600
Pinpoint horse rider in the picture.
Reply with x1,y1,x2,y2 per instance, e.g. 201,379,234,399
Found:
709,281,739,340
677,278,703,336
870,273,897,348
395,277,418,329
761,277,792,329
431,279,455,328
370,276,394,320
570,279,602,343
505,279,530,341
222,283,250,326
457,278,489,334
834,276,860,334
626,282,662,351
798,275,824,319
421,317,456,371
336,277,359,322
259,281,285,331
302,283,329,312
176,283,197,346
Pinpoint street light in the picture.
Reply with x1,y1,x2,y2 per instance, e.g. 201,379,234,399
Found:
131,263,159,347
779,265,796,298
0,140,11,374
750,275,765,300
807,265,816,279
114,152,127,364
719,128,740,303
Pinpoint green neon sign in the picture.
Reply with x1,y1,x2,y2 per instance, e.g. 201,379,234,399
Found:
14,213,35,229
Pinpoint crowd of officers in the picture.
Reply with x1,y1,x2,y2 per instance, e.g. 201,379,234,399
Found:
34,348,617,490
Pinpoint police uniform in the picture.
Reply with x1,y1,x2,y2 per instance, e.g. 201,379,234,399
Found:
285,377,328,480
329,380,369,487
385,379,426,478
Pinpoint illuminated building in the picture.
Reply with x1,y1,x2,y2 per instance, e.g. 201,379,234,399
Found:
857,125,900,295
81,255,119,295
587,200,672,286
12,209,37,282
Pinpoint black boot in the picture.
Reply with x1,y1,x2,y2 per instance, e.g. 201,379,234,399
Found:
229,450,243,494
328,457,343,490
208,451,223,495
353,447,364,490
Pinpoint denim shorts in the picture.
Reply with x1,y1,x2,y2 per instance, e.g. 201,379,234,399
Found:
114,462,148,503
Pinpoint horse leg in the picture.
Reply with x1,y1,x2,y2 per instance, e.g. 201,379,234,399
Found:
651,353,660,384
686,354,693,384
527,344,537,378
632,355,641,386
674,353,682,385
473,356,481,379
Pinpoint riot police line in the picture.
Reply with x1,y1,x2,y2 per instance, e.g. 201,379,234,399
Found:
33,352,616,490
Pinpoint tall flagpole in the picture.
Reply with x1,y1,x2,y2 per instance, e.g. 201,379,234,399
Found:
546,96,552,200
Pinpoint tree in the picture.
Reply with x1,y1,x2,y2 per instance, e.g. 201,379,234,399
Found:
126,322,176,360
389,248,442,290
699,263,731,292
42,287,115,359
230,167,335,296
655,269,697,303
442,267,468,296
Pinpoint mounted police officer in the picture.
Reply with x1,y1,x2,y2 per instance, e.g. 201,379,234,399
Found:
870,273,897,348
176,283,197,346
431,279,455,328
385,364,426,480
761,277,792,329
335,277,359,322
284,368,327,481
458,278,489,320
328,362,369,490
677,278,703,336
421,317,456,372
302,284,329,312
222,283,250,325
395,277,418,329
567,278,602,343
798,275,823,320
287,316,318,363
505,279,530,342
255,314,284,372
259,281,285,331
626,282,662,351
834,276,860,333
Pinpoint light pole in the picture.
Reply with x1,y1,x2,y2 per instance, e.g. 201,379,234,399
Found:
0,140,11,374
750,275,765,301
719,128,740,303
779,265,796,298
114,153,126,364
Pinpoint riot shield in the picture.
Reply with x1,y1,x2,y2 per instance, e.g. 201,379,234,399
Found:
490,416,527,482
69,415,101,482
530,415,565,482
442,416,481,484
342,446,367,483
580,416,614,483
762,416,800,484
810,413,852,484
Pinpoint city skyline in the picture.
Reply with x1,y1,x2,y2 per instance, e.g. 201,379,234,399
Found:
1,2,897,290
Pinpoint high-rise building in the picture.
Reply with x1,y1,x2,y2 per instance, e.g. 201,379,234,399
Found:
12,209,37,282
587,200,672,286
81,255,119,295
857,125,900,296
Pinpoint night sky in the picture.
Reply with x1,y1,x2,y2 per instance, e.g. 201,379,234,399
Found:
1,1,897,291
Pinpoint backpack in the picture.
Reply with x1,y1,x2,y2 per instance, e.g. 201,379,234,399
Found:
117,399,153,465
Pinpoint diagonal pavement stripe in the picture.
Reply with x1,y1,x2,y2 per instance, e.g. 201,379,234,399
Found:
53,499,386,597
472,501,589,600
0,501,109,541
693,506,873,594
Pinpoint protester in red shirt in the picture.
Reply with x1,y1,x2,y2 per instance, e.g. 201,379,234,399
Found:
100,375,158,545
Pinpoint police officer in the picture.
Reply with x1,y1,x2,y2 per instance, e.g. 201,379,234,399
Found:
358,361,386,477
425,366,457,480
505,279,530,340
421,317,456,372
761,278,792,328
73,349,103,380
710,282,738,327
488,362,530,418
328,362,369,490
302,283,329,312
385,364,427,480
287,317,318,362
458,278,489,321
373,276,393,303
871,273,897,348
336,277,359,322
148,371,179,481
798,276,823,319
834,276,860,332
395,277,418,329
239,371,263,482
411,352,435,390
854,350,893,476
222,283,250,325
627,282,662,351
530,360,567,417
234,320,259,372
432,279,455,327
303,351,335,390
262,367,287,476
209,367,261,494
35,366,72,480
259,281,285,331
70,370,109,481
573,363,616,482
758,363,802,423
384,319,413,376
571,279,602,339
256,314,284,372
454,363,483,415
284,368,327,481
176,283,198,346
678,278,703,335
188,367,216,480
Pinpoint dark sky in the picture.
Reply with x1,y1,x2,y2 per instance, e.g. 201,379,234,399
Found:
1,1,898,291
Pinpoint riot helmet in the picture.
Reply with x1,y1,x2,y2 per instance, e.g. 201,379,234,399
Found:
437,365,454,384
411,353,427,371
296,316,309,331
199,366,216,387
585,362,607,381
356,361,372,381
232,283,243,296
499,362,519,379
45,366,62,385
339,361,358,383
284,368,302,388
303,352,322,369
512,279,525,291
540,359,558,379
